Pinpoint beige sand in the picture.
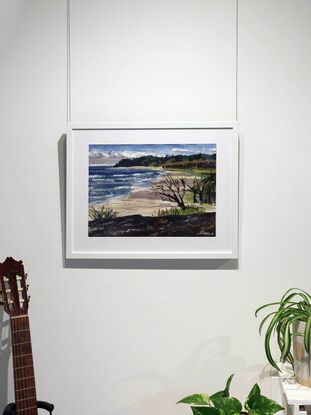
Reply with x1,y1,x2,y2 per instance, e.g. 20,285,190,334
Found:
91,171,215,217
104,187,177,216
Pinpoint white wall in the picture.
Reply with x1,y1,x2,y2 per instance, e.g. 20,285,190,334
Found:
1,1,311,415
70,0,236,122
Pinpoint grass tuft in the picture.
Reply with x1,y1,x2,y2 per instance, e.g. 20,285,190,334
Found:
89,205,118,221
156,206,206,217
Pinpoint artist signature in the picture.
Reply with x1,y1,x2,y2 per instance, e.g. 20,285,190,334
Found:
198,231,215,236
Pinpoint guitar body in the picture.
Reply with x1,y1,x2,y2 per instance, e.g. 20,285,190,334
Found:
3,401,54,415
0,257,54,415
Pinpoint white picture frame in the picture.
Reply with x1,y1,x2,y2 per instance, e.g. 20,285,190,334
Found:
66,122,239,259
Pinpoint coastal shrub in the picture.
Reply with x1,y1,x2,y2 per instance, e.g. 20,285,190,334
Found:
187,172,216,204
151,177,187,210
156,206,205,217
89,206,118,221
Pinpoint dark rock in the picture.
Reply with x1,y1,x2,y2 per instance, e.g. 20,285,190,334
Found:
89,212,216,237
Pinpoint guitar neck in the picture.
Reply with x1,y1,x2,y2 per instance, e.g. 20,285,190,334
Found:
10,315,38,415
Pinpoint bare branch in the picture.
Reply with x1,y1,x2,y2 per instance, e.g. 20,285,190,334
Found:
151,176,187,209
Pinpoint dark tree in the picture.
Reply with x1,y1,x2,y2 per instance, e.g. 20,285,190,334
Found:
187,177,204,203
151,177,187,210
187,172,216,204
203,172,216,204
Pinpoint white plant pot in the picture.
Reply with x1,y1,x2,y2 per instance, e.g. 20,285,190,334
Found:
293,320,311,387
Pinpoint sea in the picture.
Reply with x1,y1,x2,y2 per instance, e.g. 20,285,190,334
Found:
89,165,167,205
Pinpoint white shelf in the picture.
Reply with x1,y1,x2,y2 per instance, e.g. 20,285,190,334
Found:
282,381,311,406
273,373,311,415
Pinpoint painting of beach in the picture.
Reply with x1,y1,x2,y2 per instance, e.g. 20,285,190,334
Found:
88,144,216,237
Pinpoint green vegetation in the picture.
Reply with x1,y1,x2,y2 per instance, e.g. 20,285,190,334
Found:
178,374,283,415
115,152,216,169
156,206,206,217
89,206,118,221
151,173,216,212
187,172,216,204
256,288,311,371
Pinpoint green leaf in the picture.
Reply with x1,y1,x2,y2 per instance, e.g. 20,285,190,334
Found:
262,310,286,370
191,407,220,415
224,374,235,396
280,320,291,362
281,288,311,304
177,394,210,405
247,395,283,415
255,302,283,317
210,397,242,415
210,374,234,399
209,391,225,400
304,315,311,353
245,384,261,411
247,384,261,400
258,312,277,335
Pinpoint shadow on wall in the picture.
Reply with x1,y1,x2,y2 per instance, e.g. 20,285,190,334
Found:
0,308,11,411
103,336,260,415
57,135,238,270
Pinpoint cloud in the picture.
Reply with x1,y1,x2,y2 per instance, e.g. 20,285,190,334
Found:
89,149,168,165
89,149,165,159
171,147,192,153
89,150,110,159
113,150,162,159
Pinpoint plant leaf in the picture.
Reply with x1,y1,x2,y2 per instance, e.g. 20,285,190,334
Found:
263,311,283,371
281,288,311,304
210,374,234,399
247,384,261,400
224,374,235,396
258,312,277,335
304,315,311,353
177,394,210,405
247,395,283,415
280,319,291,362
209,391,225,400
191,407,220,415
255,302,284,317
210,396,242,415
245,384,260,411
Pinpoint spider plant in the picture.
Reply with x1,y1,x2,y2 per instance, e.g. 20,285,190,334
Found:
255,288,311,371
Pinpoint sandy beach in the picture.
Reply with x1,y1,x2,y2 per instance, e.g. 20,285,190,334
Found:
94,185,215,218
103,187,178,216
90,168,216,218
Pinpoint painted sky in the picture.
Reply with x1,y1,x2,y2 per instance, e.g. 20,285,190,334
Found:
89,144,216,166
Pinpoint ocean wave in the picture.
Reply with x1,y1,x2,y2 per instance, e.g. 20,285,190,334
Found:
132,172,154,176
89,166,161,204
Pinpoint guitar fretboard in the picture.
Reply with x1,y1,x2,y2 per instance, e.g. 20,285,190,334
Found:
10,315,38,415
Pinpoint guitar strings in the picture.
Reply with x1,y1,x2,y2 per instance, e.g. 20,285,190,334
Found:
12,315,36,414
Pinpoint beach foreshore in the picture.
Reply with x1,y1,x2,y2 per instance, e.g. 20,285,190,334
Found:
92,186,216,217
103,187,178,216
90,167,216,217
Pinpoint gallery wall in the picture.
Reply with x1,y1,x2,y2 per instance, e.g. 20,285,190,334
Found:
1,1,311,415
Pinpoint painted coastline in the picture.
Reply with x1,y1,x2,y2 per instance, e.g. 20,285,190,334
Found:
88,148,216,237
90,166,216,217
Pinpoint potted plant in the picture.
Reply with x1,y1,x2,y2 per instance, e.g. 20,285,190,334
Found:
256,287,311,386
177,374,283,414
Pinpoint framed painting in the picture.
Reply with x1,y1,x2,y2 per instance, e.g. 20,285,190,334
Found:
66,122,238,259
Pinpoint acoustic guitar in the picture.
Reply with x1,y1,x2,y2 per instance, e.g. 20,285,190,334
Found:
0,257,54,415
